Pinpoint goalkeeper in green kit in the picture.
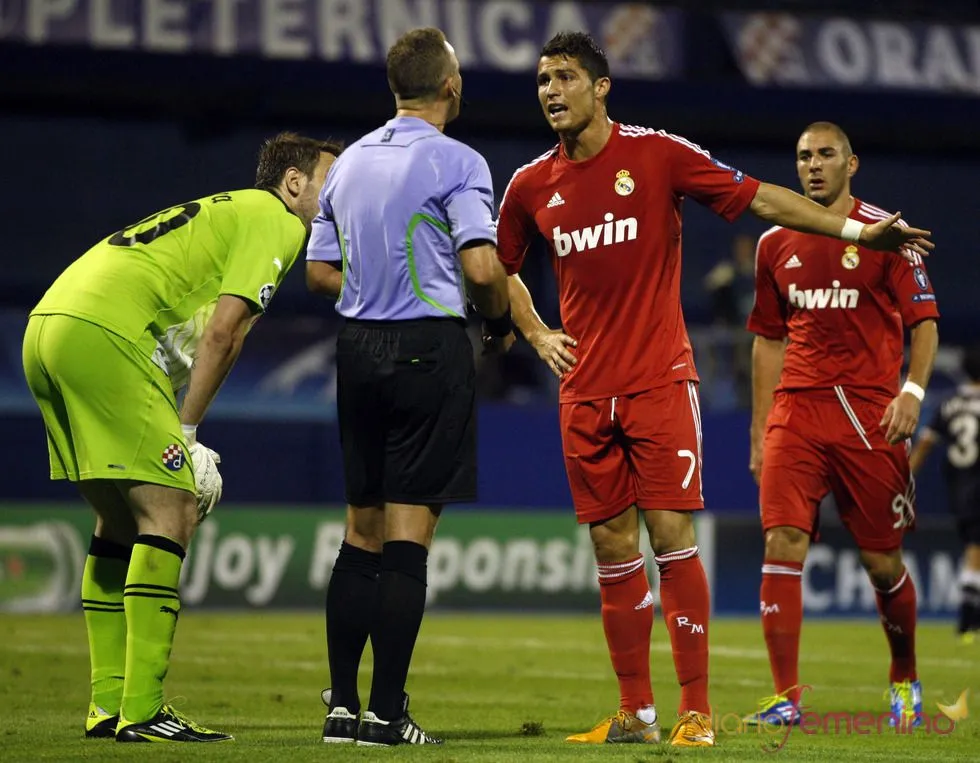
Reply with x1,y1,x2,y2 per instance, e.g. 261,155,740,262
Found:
21,133,341,743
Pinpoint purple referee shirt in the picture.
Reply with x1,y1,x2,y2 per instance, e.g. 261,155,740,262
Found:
307,116,497,320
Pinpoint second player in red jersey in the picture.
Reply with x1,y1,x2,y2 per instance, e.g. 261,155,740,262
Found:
744,122,939,730
750,201,938,406
494,33,933,749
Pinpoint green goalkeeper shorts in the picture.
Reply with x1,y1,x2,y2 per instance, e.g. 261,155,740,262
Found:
22,314,195,491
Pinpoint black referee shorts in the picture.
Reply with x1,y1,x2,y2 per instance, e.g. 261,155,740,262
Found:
336,317,476,506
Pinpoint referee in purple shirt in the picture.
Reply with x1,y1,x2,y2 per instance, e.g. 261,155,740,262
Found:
306,27,513,747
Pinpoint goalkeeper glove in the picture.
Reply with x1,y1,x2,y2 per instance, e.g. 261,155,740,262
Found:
183,425,222,523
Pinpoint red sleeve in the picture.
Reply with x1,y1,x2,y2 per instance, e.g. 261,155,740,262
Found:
746,232,787,339
495,177,536,276
664,134,760,222
885,253,940,327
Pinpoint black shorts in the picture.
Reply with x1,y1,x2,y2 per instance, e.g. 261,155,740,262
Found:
951,482,980,545
958,517,980,546
336,318,476,506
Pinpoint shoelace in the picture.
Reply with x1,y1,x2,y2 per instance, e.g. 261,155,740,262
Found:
884,681,915,710
162,704,210,734
756,694,791,712
668,711,711,741
404,714,439,743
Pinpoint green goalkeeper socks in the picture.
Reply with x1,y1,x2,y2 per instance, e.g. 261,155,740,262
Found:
81,537,132,715
121,535,185,723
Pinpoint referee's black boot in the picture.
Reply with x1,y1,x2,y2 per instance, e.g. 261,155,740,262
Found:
320,689,358,743
356,694,443,746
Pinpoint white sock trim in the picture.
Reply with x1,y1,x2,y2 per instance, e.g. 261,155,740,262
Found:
876,568,909,595
762,564,803,577
654,546,699,564
597,556,645,581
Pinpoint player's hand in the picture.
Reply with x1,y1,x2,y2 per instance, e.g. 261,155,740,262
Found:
481,330,516,355
527,329,578,378
859,212,933,260
188,441,223,523
879,393,921,445
749,438,764,486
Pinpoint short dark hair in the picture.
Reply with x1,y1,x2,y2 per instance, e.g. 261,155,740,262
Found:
386,27,454,100
540,31,610,82
255,132,343,191
963,344,980,382
801,122,854,157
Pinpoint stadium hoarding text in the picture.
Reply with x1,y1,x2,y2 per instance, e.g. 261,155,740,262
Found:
0,0,683,79
722,12,980,96
0,506,963,618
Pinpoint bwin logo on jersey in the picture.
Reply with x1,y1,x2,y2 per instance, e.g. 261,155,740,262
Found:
553,213,638,257
789,281,859,310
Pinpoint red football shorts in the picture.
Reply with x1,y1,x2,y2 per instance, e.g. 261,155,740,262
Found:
559,381,704,524
760,389,915,552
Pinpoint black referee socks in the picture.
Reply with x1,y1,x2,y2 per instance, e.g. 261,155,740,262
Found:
325,541,382,714
368,540,429,721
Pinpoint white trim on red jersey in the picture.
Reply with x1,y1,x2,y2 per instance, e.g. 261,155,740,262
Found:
618,123,712,158
754,225,784,276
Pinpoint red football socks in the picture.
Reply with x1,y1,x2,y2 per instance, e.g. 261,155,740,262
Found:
597,555,654,712
759,560,804,704
656,546,711,715
874,567,918,682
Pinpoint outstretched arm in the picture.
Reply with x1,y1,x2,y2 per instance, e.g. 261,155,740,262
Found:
749,183,933,257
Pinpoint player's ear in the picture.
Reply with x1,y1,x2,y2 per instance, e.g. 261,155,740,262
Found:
847,153,859,178
283,166,303,198
593,76,611,102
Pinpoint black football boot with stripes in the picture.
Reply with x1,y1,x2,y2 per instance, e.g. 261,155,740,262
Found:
116,704,232,743
356,694,442,746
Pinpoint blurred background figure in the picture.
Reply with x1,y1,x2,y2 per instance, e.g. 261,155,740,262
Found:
704,233,757,329
910,344,980,643
701,233,757,407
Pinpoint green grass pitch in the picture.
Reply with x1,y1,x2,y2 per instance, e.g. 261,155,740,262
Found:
1,613,977,761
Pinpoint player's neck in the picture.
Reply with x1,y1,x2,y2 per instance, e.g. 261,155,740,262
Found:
560,117,613,162
395,102,449,133
824,191,855,217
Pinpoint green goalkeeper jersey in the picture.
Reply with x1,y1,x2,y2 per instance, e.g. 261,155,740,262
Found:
31,189,306,390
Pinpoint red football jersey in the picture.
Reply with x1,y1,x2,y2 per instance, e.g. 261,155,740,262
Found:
497,123,760,402
747,198,940,404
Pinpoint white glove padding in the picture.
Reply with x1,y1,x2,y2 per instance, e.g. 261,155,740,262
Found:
188,441,223,523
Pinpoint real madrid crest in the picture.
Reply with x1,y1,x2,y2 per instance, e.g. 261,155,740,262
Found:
614,169,635,196
841,245,860,270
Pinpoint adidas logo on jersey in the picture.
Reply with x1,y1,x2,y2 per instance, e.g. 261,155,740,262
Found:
553,213,638,257
546,192,565,208
789,280,859,310
784,254,803,269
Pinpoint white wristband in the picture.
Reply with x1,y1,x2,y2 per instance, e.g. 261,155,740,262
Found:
901,381,925,402
841,218,865,243
181,424,198,444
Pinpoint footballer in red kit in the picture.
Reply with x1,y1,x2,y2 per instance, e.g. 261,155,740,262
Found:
498,124,759,517
744,122,939,730
493,33,933,749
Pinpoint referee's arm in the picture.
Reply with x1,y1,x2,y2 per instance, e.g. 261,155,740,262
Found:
307,260,343,297
460,240,509,319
